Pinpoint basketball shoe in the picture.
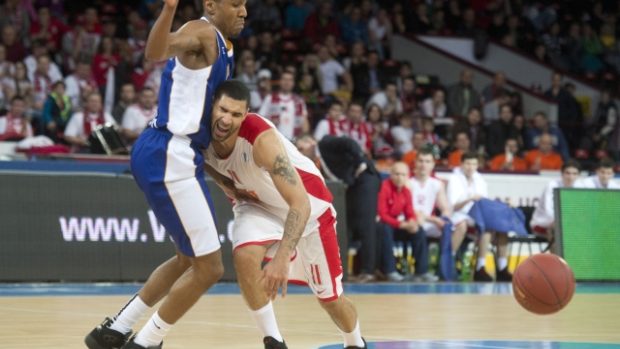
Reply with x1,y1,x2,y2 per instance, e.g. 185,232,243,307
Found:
85,317,132,349
496,268,513,282
473,268,493,282
345,337,367,348
120,336,162,349
264,336,288,349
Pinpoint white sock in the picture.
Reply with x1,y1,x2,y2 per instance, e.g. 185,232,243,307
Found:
341,321,364,348
498,257,508,271
250,302,283,342
477,257,486,271
110,294,151,334
134,311,171,347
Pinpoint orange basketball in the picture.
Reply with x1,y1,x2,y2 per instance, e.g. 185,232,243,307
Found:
512,253,576,315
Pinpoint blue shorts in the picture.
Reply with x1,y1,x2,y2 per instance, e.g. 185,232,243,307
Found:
131,127,220,257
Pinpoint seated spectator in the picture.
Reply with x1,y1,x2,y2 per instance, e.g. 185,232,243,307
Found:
411,148,466,280
390,113,414,155
378,162,435,282
2,25,27,63
531,160,582,240
482,92,511,126
525,111,570,160
400,76,417,115
340,6,368,45
367,82,403,121
32,55,58,111
512,114,527,150
544,72,583,151
447,69,481,118
481,71,510,104
447,132,470,169
64,92,116,152
447,152,512,282
24,39,63,84
420,89,450,126
489,138,528,171
249,69,272,111
2,61,33,106
41,81,72,143
317,45,351,96
121,87,156,145
344,101,372,156
0,96,32,141
303,1,341,46
259,71,309,141
419,116,447,155
313,100,346,141
486,104,518,157
368,8,392,59
452,107,486,154
112,83,136,124
577,158,620,189
582,90,617,156
402,133,426,171
366,103,390,156
524,133,563,171
284,0,312,33
64,60,98,112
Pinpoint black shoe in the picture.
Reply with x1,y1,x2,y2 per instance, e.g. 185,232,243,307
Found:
263,336,287,349
121,336,162,349
473,268,494,282
496,267,513,282
85,317,132,349
345,337,367,349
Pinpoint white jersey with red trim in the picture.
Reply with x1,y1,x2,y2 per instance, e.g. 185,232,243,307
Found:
204,113,333,235
409,176,443,216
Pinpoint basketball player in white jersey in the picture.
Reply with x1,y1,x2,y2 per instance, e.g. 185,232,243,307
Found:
203,80,366,349
85,1,246,349
410,148,467,276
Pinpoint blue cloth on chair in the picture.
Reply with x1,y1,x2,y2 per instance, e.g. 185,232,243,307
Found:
467,198,528,236
438,218,457,281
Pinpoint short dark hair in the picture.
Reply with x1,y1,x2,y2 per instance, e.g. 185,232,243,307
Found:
561,159,581,172
213,80,250,108
417,147,435,159
461,151,478,162
597,158,615,170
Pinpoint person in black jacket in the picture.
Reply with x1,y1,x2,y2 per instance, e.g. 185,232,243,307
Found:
296,134,382,283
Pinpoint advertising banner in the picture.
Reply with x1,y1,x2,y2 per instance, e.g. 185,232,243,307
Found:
0,172,347,282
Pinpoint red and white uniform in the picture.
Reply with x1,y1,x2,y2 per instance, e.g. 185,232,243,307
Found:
204,114,343,301
258,92,307,141
410,176,444,238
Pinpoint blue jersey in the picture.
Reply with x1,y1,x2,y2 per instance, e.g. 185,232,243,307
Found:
150,18,234,148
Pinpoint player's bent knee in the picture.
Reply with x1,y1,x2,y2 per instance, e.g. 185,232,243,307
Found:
191,251,225,286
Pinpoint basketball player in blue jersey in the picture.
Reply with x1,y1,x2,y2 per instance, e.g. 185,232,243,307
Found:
84,1,246,349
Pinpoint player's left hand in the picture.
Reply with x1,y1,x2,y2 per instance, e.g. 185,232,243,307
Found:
261,255,290,300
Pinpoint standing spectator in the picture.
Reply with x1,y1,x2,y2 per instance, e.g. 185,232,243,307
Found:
525,111,570,160
367,8,392,59
378,162,436,282
447,132,470,169
486,104,517,157
390,114,414,155
447,69,481,118
346,42,369,102
64,92,116,152
544,72,583,151
577,158,620,189
447,152,512,282
524,133,563,171
488,138,528,171
121,87,156,145
453,107,486,154
583,90,617,156
64,61,99,112
367,82,403,121
313,100,345,141
41,81,72,143
531,160,582,240
481,71,510,104
296,134,382,284
344,101,372,156
317,45,351,96
259,71,309,141
0,96,32,141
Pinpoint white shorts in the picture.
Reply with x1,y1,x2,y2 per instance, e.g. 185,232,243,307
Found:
232,204,344,302
422,222,441,238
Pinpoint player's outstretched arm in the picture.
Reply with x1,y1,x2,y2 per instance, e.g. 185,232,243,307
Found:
145,0,211,61
254,129,310,299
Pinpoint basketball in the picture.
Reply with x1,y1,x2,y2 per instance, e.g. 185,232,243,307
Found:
512,253,576,315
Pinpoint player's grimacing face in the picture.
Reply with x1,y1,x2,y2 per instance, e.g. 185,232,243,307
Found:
213,0,247,37
211,95,248,142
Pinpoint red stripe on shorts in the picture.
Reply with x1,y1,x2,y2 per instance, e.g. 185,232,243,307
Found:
317,209,343,300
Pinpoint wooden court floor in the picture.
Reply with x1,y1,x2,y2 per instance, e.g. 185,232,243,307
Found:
1,285,619,348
